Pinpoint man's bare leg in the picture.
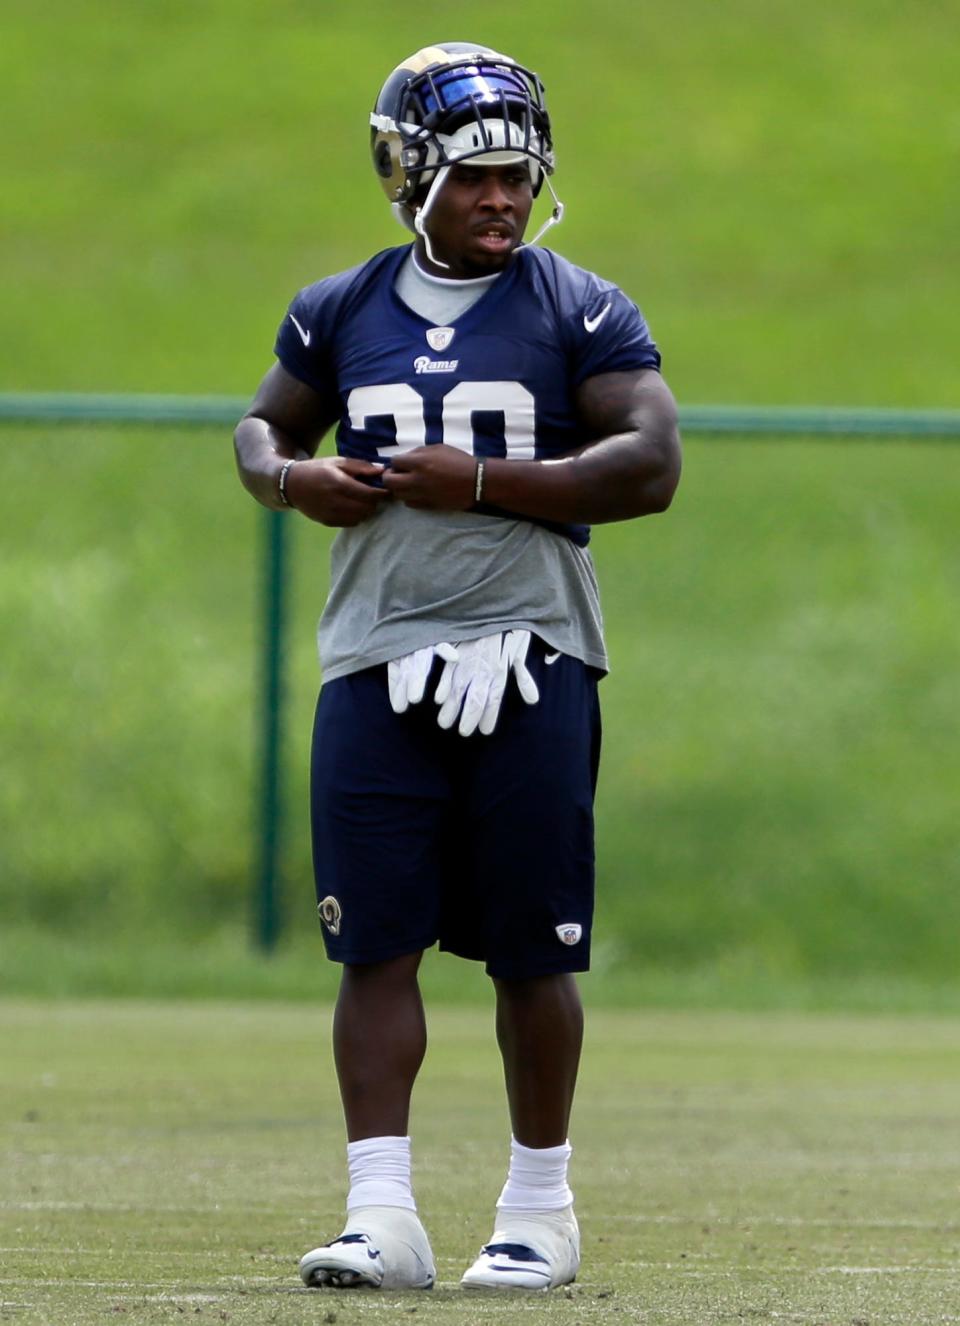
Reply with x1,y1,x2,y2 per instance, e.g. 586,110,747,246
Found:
493,972,584,1147
333,951,427,1139
300,951,435,1290
459,972,583,1290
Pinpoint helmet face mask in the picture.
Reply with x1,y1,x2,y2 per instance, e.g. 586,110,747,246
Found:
371,44,556,212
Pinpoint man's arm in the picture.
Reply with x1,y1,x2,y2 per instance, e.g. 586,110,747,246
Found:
233,363,390,526
380,368,682,523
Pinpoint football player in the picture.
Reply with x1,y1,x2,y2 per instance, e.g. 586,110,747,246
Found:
234,41,681,1292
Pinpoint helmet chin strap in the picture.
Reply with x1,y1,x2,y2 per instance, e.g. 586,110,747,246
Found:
413,165,452,270
413,161,565,272
521,174,565,248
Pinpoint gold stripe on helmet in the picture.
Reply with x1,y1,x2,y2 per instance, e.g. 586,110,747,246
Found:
393,45,457,77
393,44,511,77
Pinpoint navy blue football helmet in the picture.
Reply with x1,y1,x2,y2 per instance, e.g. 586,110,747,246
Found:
370,42,563,251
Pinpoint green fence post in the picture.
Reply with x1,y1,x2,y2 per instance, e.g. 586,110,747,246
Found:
254,506,288,952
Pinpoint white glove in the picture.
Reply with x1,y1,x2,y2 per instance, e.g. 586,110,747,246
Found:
387,642,459,714
434,629,540,737
502,629,540,706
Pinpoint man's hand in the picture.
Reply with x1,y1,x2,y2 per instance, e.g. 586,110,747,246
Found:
286,457,390,527
381,446,476,511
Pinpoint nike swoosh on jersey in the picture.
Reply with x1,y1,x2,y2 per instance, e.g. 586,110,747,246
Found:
583,303,612,334
544,651,561,665
290,313,312,347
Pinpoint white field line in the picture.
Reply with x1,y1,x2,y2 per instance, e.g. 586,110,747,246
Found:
0,1250,469,1272
5,1282,960,1326
4,1201,959,1233
7,1263,960,1288
765,1318,960,1325
0,1280,283,1291
0,1279,482,1297
0,1200,289,1214
823,1265,960,1275
604,1211,960,1231
0,1248,293,1260
621,1261,960,1276
591,1155,960,1170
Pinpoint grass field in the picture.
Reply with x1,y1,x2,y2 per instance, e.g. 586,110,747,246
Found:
4,1,958,406
3,430,958,1004
3,1000,959,1324
3,3,959,1007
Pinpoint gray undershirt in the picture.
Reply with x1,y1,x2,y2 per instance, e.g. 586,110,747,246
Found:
315,254,608,681
394,251,500,323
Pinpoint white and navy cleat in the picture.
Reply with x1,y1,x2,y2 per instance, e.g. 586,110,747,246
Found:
299,1205,436,1290
460,1205,580,1291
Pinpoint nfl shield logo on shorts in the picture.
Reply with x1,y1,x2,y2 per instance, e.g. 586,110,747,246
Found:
426,326,455,352
555,922,583,946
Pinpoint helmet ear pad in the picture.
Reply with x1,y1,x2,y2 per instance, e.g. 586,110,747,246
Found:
372,137,394,180
370,126,410,202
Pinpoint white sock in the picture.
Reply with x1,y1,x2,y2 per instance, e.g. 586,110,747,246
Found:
496,1136,574,1212
346,1135,416,1212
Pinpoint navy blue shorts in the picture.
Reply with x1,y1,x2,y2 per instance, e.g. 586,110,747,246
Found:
309,638,601,979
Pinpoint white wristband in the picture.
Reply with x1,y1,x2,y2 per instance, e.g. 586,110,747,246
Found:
474,460,485,504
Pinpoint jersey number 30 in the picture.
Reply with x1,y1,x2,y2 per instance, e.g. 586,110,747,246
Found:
347,381,535,459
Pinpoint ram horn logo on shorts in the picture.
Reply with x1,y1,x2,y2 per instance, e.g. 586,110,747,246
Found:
426,326,455,352
555,923,583,946
318,896,342,936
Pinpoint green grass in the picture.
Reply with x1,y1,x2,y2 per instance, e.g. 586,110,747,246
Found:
6,926,960,1015
3,0,958,406
2,999,960,1324
3,0,959,1005
2,430,959,1003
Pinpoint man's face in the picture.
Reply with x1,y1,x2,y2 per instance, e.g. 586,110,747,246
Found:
415,161,535,280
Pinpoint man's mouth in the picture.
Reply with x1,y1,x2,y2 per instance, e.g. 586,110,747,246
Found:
473,223,514,253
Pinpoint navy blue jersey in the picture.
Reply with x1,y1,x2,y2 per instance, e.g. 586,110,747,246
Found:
274,244,661,547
